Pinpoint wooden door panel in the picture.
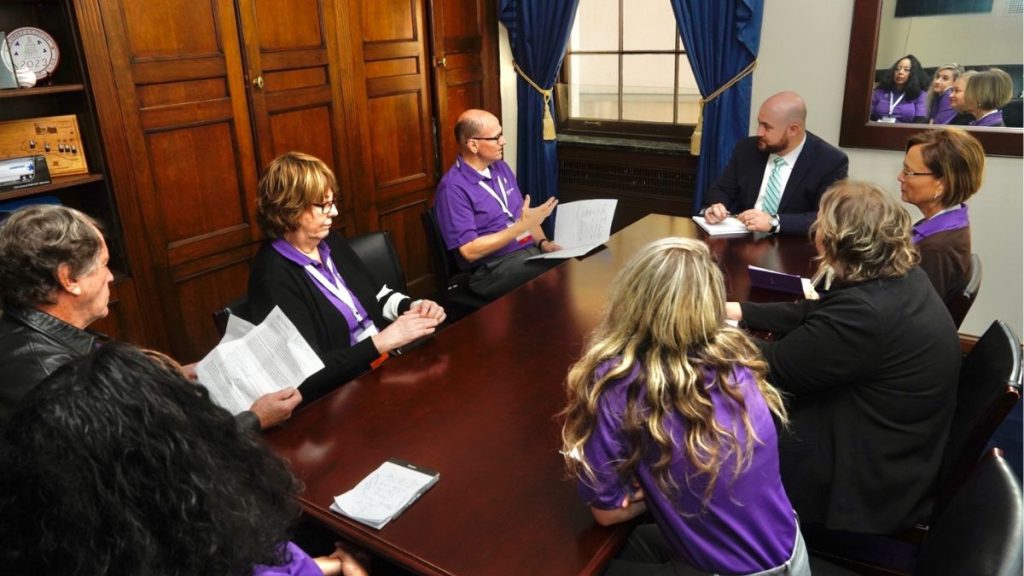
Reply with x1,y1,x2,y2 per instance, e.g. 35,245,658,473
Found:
240,0,350,179
429,0,500,170
269,106,335,165
121,0,220,56
98,0,260,268
254,0,322,47
171,256,253,362
363,0,417,41
367,92,430,191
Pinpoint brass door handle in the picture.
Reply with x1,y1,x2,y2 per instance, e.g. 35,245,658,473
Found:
436,57,447,68
252,75,264,90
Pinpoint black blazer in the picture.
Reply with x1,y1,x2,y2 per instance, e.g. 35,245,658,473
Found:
705,131,849,235
248,232,411,406
740,267,960,533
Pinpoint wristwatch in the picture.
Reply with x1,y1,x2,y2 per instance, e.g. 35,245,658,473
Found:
770,215,780,234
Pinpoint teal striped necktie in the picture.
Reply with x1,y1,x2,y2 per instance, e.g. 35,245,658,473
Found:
762,157,786,215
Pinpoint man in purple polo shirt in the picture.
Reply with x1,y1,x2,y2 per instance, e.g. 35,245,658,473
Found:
434,109,562,300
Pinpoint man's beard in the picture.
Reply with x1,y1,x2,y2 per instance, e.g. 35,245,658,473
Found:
757,136,788,154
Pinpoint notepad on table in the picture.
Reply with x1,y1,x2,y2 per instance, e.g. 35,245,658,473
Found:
692,216,750,236
748,265,819,300
330,459,440,530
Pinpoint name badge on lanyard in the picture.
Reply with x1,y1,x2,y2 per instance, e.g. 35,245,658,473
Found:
881,91,904,122
305,259,379,342
479,173,531,245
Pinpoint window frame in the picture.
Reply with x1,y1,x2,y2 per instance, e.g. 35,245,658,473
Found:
556,1,697,142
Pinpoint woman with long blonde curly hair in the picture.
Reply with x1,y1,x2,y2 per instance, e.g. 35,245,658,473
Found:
562,237,808,576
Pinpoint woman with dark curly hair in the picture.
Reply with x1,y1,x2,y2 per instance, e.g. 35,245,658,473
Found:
0,342,365,576
870,54,930,123
726,181,960,535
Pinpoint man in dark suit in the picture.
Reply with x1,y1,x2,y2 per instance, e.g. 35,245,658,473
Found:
703,91,849,235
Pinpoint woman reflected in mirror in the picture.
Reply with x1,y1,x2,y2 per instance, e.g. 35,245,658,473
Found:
870,54,930,123
927,63,962,125
949,68,1014,127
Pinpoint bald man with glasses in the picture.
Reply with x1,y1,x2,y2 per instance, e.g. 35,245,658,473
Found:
434,109,562,300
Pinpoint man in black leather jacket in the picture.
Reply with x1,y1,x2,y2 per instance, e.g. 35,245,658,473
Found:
0,205,300,430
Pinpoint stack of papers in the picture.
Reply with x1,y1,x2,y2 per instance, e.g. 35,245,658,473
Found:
196,306,324,414
692,216,750,236
527,199,617,259
330,459,440,529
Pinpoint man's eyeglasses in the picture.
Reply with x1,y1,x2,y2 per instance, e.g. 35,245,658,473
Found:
312,199,336,214
900,167,935,177
471,132,503,142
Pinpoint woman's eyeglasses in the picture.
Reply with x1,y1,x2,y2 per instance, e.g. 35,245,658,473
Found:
312,199,336,214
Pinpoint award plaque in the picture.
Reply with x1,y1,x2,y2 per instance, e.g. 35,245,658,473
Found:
7,27,60,81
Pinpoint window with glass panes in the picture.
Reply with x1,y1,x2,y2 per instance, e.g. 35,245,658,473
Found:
559,0,701,138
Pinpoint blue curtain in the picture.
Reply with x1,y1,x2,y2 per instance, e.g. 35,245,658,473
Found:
498,0,580,236
669,0,763,213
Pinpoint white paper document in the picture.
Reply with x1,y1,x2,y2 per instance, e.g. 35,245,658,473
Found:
330,459,440,529
692,216,751,236
196,306,324,414
527,199,617,259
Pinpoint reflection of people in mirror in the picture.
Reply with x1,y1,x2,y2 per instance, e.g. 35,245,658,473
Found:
899,127,984,303
950,69,1014,127
927,64,963,125
870,54,930,123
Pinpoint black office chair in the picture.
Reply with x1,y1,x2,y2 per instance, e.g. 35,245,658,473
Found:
347,229,408,294
946,253,982,329
212,295,251,338
934,320,1022,508
421,207,488,320
810,449,1024,576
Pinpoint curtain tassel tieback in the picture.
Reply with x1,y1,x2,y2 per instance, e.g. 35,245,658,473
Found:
691,59,758,156
512,59,556,141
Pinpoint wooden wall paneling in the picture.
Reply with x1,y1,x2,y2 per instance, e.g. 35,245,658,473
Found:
238,0,357,236
75,0,167,348
428,0,501,170
91,0,262,359
336,0,439,297
170,245,257,360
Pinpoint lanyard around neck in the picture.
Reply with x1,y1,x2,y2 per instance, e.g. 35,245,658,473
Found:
889,91,905,115
478,176,513,220
304,256,365,323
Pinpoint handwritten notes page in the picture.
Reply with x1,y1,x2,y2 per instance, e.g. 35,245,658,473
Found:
527,199,618,259
692,216,750,236
196,306,324,414
331,459,440,529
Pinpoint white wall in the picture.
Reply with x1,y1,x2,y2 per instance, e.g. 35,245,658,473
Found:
876,0,1023,68
498,0,1024,338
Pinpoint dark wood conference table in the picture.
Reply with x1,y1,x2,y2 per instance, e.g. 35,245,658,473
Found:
265,214,817,576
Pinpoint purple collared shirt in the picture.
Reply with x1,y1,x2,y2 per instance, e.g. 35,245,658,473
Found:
970,111,1005,127
578,358,797,574
253,542,322,576
929,89,957,125
434,157,529,270
871,88,927,123
272,238,376,346
912,204,969,244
